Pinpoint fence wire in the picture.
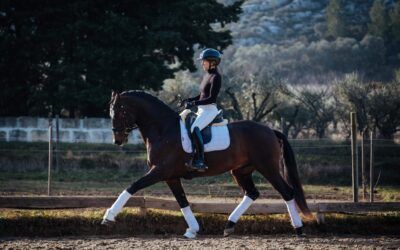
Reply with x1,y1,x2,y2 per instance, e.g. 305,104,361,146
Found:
0,139,399,200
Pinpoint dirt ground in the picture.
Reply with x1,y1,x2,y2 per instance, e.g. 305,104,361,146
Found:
1,235,399,250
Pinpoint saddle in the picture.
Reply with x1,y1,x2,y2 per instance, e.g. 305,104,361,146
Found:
180,109,228,144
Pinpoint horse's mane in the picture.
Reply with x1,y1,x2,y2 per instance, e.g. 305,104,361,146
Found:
120,90,177,115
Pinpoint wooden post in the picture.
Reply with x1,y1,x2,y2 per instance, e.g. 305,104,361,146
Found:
280,117,286,177
370,131,374,203
361,132,367,201
48,123,53,196
350,112,358,202
139,207,147,216
55,115,60,172
316,212,325,225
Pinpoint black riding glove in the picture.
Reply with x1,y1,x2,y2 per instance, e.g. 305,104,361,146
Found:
184,101,196,109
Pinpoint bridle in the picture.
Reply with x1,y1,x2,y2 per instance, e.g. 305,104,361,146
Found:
111,104,138,135
110,94,180,136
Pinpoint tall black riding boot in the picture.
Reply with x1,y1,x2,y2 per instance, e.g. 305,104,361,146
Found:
188,127,208,172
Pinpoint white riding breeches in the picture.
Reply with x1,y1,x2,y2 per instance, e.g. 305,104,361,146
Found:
190,104,219,133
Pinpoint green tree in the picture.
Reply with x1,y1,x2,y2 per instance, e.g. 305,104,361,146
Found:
0,0,242,117
388,1,400,66
334,73,400,139
368,0,389,39
389,1,400,42
326,0,346,39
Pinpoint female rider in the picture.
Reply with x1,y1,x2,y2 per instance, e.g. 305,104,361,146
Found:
183,48,222,171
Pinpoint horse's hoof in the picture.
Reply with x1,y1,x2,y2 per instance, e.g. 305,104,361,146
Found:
223,227,234,237
101,219,115,226
295,226,306,238
223,220,236,237
183,228,197,239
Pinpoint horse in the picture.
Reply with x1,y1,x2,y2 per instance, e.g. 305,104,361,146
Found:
102,90,312,238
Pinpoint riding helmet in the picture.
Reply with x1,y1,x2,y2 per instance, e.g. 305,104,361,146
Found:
197,48,222,64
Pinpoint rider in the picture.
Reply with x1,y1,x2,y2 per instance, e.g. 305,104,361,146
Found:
183,48,222,171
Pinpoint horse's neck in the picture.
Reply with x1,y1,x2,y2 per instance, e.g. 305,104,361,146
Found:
138,116,179,144
129,97,178,144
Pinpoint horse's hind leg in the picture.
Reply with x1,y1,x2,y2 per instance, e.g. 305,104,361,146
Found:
224,166,259,237
256,161,304,234
166,178,199,239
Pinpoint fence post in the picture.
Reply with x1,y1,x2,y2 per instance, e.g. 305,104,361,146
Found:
350,112,358,202
361,131,367,201
48,122,53,196
279,117,286,177
370,131,374,203
280,118,286,136
55,115,60,172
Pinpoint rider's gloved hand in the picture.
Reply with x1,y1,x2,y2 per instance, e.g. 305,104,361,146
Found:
184,101,196,109
177,98,187,108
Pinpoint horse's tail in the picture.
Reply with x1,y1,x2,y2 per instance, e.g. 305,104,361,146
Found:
274,130,312,218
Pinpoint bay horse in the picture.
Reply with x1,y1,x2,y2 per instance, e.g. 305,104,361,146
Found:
102,90,312,238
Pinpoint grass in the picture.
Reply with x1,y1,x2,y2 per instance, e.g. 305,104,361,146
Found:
1,177,399,202
0,208,399,237
375,186,400,202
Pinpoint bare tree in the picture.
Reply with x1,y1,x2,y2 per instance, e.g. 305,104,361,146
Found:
222,74,282,122
333,73,370,135
273,102,312,139
158,70,199,108
280,84,335,138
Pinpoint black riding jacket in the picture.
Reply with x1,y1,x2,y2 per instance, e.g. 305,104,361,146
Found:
187,68,221,106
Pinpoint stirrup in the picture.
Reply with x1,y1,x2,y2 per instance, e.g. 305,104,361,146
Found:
185,158,208,172
192,159,208,172
186,163,208,172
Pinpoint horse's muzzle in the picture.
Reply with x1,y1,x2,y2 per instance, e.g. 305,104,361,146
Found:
113,137,128,146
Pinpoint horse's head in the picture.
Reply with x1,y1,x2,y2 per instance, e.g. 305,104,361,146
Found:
109,90,137,146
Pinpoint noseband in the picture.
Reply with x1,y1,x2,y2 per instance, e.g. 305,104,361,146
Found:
111,104,138,135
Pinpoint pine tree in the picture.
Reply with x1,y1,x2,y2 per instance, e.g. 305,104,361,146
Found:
0,0,243,117
326,0,346,39
368,0,389,39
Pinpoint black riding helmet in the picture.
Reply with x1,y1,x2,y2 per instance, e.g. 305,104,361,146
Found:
197,48,222,65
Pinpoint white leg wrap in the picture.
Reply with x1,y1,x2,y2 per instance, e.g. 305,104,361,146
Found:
181,206,199,238
228,196,254,223
104,190,132,221
285,199,303,228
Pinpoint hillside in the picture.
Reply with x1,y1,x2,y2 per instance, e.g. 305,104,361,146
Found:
225,0,377,45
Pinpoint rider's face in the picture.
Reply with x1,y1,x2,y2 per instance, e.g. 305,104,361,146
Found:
202,60,210,71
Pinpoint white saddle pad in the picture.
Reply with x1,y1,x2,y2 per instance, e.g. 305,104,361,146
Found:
180,120,230,153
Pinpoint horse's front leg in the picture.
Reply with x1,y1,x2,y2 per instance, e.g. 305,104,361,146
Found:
166,178,199,239
102,166,165,225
